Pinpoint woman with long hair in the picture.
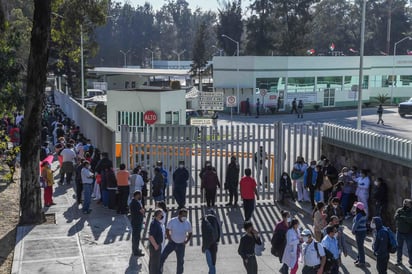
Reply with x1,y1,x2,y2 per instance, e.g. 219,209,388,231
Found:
281,219,302,274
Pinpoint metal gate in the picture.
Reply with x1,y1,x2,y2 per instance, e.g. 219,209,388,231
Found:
119,122,322,206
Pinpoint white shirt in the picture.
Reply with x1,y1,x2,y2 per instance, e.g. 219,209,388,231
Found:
133,174,145,191
302,240,325,267
81,167,94,184
355,176,370,197
166,217,192,243
60,148,76,163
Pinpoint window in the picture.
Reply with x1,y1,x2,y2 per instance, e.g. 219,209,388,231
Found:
116,111,144,131
131,81,136,88
287,77,315,92
323,88,335,107
125,81,129,89
317,76,342,90
256,78,280,93
400,75,412,86
343,76,369,89
165,111,180,125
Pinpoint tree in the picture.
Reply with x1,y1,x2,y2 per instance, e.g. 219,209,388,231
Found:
191,22,208,91
217,0,243,55
20,0,51,225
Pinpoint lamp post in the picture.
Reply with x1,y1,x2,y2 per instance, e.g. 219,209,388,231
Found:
145,48,154,69
172,49,186,69
212,45,223,56
356,0,366,129
222,34,240,114
120,50,130,68
391,36,412,104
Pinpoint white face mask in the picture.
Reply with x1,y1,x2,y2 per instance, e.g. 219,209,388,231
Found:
370,222,376,229
302,236,309,243
179,164,184,168
287,217,292,223
180,216,187,222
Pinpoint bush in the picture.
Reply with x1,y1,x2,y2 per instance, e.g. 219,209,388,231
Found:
363,102,371,107
170,80,181,90
313,104,320,111
375,93,390,105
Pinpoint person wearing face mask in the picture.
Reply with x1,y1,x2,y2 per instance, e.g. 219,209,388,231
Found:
304,160,318,209
372,177,387,218
225,156,240,207
292,156,309,202
321,225,340,273
371,216,389,274
279,172,295,203
281,219,302,274
339,167,356,219
130,190,145,257
160,208,192,274
149,208,165,274
238,221,262,274
312,202,327,242
351,202,367,267
172,160,189,209
394,199,412,267
129,166,145,206
325,197,344,224
201,209,221,274
300,229,326,274
326,216,348,259
353,169,370,215
272,210,291,274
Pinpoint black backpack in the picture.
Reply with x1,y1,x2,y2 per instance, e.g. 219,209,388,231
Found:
314,242,336,272
270,229,286,257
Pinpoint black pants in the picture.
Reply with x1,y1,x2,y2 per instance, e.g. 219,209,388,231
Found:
173,186,186,209
309,186,315,208
205,188,217,207
243,199,255,221
243,255,257,274
75,179,83,203
228,184,238,204
149,244,161,274
117,186,129,214
132,221,143,255
302,265,320,274
376,254,389,274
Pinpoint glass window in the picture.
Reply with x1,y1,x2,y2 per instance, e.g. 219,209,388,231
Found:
323,89,335,107
317,76,343,89
400,75,412,86
116,111,144,131
256,78,280,93
287,77,315,92
173,111,180,125
165,111,172,124
125,81,129,89
343,76,369,89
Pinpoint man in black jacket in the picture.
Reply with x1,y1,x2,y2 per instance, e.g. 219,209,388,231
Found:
201,209,221,274
130,190,145,257
225,156,240,206
372,177,387,218
173,160,189,209
94,152,113,207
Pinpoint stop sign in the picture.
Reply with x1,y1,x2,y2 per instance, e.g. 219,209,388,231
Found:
144,110,157,125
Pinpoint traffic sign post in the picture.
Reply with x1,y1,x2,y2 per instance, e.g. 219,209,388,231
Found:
144,110,157,125
199,92,224,111
226,96,237,126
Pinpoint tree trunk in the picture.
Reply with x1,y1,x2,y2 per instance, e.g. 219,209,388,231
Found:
20,0,51,225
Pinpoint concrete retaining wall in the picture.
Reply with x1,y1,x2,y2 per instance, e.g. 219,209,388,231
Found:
322,137,412,229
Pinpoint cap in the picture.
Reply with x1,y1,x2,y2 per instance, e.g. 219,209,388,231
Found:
354,202,365,210
301,229,312,236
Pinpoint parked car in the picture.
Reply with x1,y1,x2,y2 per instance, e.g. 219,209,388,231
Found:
398,97,412,117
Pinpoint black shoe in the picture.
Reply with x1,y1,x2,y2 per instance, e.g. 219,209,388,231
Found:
225,202,232,206
134,251,145,257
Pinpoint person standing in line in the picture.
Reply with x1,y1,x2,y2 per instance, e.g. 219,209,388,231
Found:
94,152,113,207
156,161,168,197
41,161,56,207
292,156,309,202
81,160,94,214
255,98,260,118
353,169,370,215
297,100,304,118
225,156,240,207
313,202,327,242
172,160,189,209
371,216,389,274
394,199,412,267
75,159,85,204
239,168,259,221
291,98,298,114
152,167,165,204
300,229,326,274
321,225,340,274
279,172,295,203
351,202,368,267
201,209,221,274
238,221,262,274
327,215,348,259
304,160,318,209
339,167,356,219
274,210,291,274
377,104,384,125
60,143,76,185
160,208,192,274
129,166,145,205
281,219,302,274
116,163,130,214
372,177,388,218
245,98,251,116
201,163,220,208
157,201,168,252
148,208,164,274
130,190,145,257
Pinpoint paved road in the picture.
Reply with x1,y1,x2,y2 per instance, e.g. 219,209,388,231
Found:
218,107,412,140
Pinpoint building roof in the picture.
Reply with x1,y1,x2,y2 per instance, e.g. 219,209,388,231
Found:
88,67,191,77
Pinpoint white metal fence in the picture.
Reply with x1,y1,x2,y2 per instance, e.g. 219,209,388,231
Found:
323,123,412,161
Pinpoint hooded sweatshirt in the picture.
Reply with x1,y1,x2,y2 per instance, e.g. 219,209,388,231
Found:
372,216,389,257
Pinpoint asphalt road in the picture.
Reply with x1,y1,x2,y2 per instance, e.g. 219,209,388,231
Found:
218,107,412,141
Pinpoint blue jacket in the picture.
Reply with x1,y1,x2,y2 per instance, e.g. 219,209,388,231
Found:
372,216,389,256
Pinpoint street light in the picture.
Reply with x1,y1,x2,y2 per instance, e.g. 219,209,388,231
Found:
212,45,223,56
356,0,366,129
391,36,412,104
222,34,240,114
172,49,186,69
145,48,154,69
119,50,130,68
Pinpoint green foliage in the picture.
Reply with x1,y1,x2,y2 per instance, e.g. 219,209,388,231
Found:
313,104,320,111
217,0,242,56
375,93,390,104
170,80,181,90
0,130,20,183
191,22,208,75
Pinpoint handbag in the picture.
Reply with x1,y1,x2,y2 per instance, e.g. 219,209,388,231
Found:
321,176,333,191
291,170,303,180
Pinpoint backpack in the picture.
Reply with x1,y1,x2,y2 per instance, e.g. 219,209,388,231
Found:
314,242,336,272
270,228,286,257
384,227,397,253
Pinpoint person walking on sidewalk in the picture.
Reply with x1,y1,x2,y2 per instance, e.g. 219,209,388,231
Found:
273,210,291,274
81,161,94,214
173,160,189,209
239,168,259,221
297,100,304,118
291,98,298,114
160,208,192,274
371,216,389,274
377,104,384,125
130,190,145,257
225,156,240,207
201,209,221,274
149,208,164,274
300,229,326,274
238,221,262,274
281,219,302,274
255,98,260,118
351,202,368,267
321,225,340,273
394,199,412,267
201,163,220,208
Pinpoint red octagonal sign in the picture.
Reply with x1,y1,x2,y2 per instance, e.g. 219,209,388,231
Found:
144,110,157,125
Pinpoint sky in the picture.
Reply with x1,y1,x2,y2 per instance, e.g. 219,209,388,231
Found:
118,0,248,12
